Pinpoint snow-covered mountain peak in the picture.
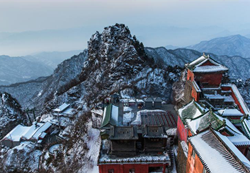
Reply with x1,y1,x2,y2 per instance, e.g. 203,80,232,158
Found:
88,24,143,62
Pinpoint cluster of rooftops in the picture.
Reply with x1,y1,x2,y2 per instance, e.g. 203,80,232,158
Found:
99,99,177,168
178,54,250,172
0,103,76,148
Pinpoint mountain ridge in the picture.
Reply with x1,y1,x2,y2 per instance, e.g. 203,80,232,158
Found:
188,34,250,58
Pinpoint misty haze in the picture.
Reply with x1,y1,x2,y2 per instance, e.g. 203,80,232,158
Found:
1,1,250,173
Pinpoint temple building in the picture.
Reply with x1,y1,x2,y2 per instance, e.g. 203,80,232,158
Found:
98,103,177,173
177,54,250,172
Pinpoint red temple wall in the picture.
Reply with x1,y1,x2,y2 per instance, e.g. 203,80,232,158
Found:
186,143,204,173
177,116,188,142
222,86,245,114
99,163,167,173
194,73,223,87
187,70,194,81
200,61,215,66
237,146,249,158
191,86,199,102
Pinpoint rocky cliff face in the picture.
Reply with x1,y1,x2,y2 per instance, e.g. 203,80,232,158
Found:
75,24,176,107
5,24,179,112
0,92,26,139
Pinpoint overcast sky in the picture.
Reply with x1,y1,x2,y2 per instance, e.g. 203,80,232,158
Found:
0,0,250,56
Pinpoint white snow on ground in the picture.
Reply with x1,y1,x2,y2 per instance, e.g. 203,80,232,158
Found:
40,114,54,122
120,92,131,99
89,166,99,173
49,144,63,154
91,109,103,116
4,142,42,172
123,112,134,125
37,90,43,97
78,120,101,173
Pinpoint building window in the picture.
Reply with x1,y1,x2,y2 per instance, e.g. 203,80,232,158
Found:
108,169,114,173
149,167,163,173
129,169,135,173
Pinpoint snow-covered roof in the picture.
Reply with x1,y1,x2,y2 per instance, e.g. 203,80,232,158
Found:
136,99,144,103
131,110,176,127
215,131,250,168
99,153,171,164
188,55,207,67
192,81,201,92
30,122,52,140
218,109,243,117
186,55,228,73
129,99,136,103
145,97,153,102
21,123,44,140
230,84,250,115
101,104,119,128
178,100,207,124
53,103,70,112
216,116,250,146
204,93,225,100
241,119,250,139
111,105,119,125
186,111,250,146
154,97,162,102
2,122,52,142
62,108,75,115
2,125,31,141
189,130,249,173
186,111,223,134
123,111,134,125
193,65,228,73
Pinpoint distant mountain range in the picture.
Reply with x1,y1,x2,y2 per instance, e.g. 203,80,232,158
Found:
145,47,250,80
188,35,250,58
23,50,82,69
0,50,82,86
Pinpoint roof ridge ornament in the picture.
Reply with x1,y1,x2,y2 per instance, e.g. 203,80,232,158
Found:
203,52,209,59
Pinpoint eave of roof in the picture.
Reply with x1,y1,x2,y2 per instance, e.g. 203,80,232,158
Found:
101,104,112,128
